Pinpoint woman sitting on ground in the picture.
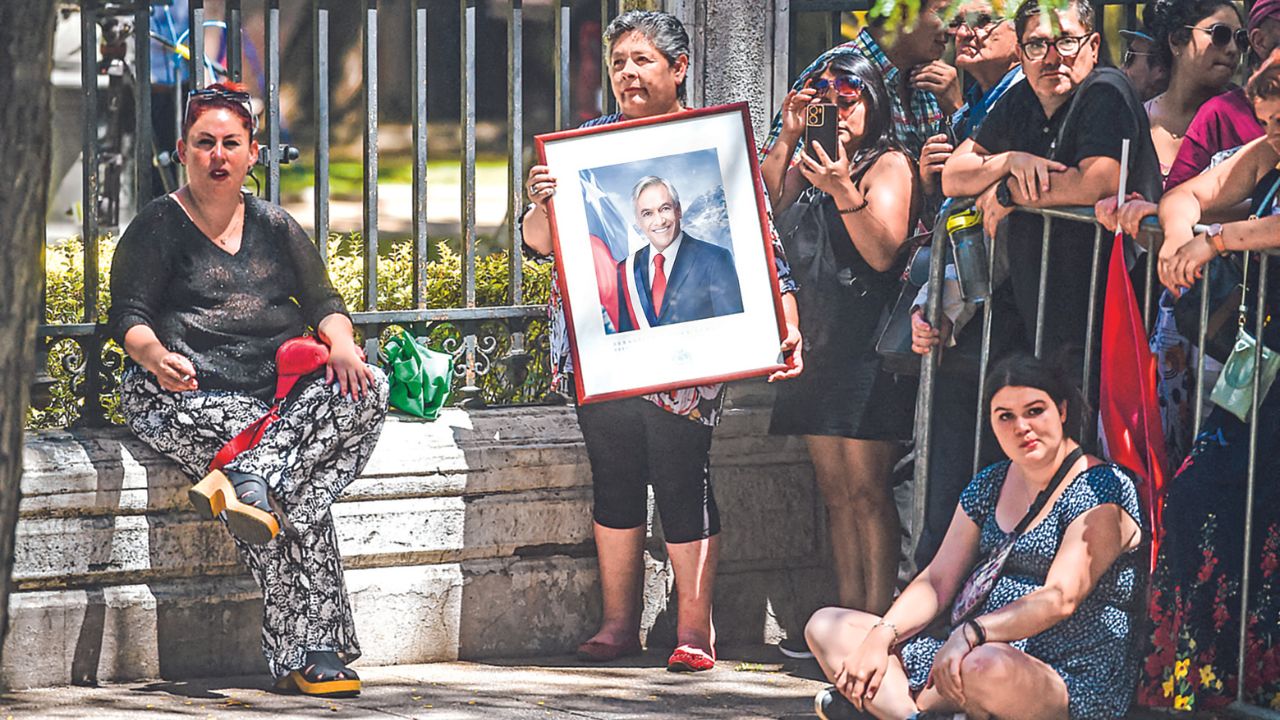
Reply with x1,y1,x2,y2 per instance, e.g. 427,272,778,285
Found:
805,354,1146,720
108,81,388,698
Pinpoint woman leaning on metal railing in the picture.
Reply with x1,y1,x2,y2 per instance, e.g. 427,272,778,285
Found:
1129,50,1280,711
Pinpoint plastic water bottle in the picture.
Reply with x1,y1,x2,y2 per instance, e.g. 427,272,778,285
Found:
947,209,990,302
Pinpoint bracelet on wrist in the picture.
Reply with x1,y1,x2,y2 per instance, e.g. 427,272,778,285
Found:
871,620,900,646
837,198,870,214
965,618,987,647
1208,224,1228,256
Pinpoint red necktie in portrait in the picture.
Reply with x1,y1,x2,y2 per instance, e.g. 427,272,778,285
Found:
652,253,667,316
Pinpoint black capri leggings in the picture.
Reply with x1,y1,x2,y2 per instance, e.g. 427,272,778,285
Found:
575,396,719,544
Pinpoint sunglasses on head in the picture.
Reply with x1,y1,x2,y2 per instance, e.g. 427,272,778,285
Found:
1186,23,1249,52
185,87,257,133
948,11,1004,33
809,75,865,99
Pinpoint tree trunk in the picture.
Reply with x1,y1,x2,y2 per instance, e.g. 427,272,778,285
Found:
0,2,56,663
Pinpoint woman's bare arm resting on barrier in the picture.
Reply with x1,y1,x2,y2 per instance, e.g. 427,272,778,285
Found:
1158,138,1278,290
1160,137,1277,250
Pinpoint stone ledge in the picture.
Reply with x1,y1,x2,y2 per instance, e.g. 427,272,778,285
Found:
9,402,831,689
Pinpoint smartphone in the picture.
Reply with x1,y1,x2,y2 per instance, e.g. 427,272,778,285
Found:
804,103,839,160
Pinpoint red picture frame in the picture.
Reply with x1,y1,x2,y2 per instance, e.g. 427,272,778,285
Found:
535,103,786,404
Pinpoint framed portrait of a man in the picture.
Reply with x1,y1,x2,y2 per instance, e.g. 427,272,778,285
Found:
536,103,787,404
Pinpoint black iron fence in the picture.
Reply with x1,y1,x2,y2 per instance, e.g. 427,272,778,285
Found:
41,0,578,427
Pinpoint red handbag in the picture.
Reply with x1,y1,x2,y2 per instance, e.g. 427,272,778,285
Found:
207,336,359,471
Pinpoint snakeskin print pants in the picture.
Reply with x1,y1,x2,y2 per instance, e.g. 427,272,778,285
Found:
120,365,389,678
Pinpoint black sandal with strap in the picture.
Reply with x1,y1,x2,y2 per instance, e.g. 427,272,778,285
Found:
189,469,280,545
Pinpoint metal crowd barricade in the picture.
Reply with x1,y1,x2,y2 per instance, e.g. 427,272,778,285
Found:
45,0,620,424
913,203,1274,715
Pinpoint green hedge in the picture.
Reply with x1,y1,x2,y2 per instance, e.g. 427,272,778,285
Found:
28,233,553,430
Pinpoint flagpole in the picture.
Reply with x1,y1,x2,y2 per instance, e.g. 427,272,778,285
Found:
1116,138,1130,218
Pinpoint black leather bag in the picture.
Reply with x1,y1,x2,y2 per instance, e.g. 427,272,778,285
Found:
874,239,934,375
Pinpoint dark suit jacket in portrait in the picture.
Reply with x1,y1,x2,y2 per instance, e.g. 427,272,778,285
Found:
615,232,744,333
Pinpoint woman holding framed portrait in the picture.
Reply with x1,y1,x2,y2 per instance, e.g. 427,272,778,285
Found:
760,52,921,621
519,10,803,672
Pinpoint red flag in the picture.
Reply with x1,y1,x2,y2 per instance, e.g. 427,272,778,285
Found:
590,235,622,330
1099,233,1169,569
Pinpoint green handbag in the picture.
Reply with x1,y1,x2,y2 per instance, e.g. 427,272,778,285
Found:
1210,326,1280,422
381,330,453,420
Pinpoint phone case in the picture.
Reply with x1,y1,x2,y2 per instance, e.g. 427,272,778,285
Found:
804,104,839,159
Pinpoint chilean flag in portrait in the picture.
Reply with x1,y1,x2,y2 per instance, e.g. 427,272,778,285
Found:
580,169,634,332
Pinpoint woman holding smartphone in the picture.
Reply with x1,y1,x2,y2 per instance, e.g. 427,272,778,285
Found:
761,52,921,619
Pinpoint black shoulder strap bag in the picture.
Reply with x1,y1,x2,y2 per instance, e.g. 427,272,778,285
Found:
950,447,1086,626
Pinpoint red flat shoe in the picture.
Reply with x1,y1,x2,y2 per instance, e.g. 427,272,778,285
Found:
667,644,716,672
575,636,642,663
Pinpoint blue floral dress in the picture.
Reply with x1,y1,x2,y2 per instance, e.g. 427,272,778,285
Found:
900,461,1147,720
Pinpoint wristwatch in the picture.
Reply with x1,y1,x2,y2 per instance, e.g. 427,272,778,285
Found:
1206,223,1228,256
995,177,1016,209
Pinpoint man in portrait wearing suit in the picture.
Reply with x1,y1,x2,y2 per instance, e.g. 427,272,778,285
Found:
615,176,743,332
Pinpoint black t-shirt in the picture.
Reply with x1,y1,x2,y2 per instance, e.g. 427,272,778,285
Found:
108,193,348,401
974,69,1151,355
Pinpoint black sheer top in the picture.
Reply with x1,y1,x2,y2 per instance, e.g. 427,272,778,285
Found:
108,192,347,401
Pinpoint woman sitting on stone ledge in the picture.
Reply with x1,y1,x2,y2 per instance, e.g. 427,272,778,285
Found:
107,82,388,698
805,354,1146,720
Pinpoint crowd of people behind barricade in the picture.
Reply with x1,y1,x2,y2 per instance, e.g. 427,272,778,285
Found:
101,1,1280,718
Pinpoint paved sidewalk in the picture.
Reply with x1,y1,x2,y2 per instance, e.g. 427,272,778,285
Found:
0,645,831,719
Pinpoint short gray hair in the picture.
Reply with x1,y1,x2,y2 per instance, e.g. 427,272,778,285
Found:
605,11,691,103
631,175,682,211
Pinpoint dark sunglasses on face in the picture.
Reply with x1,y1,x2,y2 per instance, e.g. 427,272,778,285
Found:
809,75,866,100
1020,34,1091,61
1185,23,1249,53
185,87,257,133
948,11,1004,33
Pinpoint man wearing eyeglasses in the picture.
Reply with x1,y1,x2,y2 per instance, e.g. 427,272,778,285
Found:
941,0,1161,391
1120,26,1170,102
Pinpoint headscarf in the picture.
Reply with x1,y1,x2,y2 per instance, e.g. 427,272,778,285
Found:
758,40,864,166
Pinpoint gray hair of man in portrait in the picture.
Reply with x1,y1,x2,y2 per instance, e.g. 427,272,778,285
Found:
605,11,692,102
630,175,683,210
